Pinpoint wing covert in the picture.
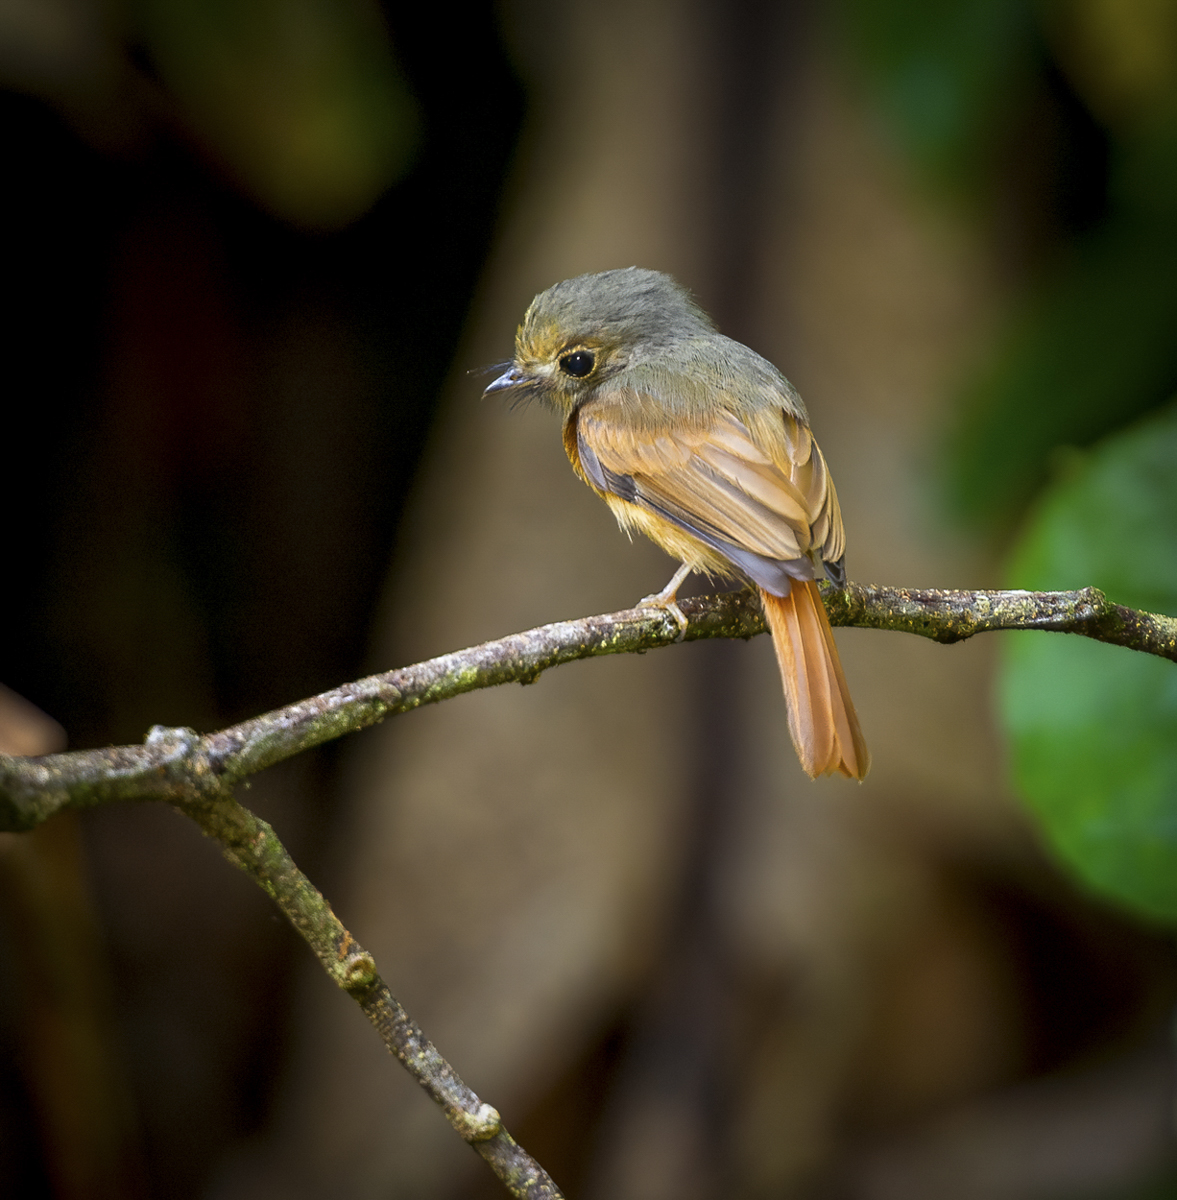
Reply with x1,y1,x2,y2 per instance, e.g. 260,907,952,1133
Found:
576,400,847,589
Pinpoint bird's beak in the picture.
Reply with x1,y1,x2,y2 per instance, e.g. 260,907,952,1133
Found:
483,366,529,396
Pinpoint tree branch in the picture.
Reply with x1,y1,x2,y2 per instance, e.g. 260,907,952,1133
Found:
821,583,1177,659
2,584,1172,833
185,779,563,1199
0,582,1172,1199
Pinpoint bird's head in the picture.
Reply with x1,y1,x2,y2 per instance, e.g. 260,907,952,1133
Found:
484,267,714,414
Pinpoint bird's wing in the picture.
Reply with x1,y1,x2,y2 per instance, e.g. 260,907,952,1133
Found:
575,401,845,594
744,405,845,569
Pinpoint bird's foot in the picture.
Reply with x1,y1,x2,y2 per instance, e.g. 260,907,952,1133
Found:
637,563,693,641
638,594,689,640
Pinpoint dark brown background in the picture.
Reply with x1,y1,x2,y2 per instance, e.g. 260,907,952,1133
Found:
2,2,1176,1198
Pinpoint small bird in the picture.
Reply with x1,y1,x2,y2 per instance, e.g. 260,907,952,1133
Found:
486,267,869,780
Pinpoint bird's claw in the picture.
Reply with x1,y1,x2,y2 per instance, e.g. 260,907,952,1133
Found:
637,562,693,641
638,592,690,641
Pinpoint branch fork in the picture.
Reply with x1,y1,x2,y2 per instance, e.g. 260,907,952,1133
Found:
0,583,1173,1198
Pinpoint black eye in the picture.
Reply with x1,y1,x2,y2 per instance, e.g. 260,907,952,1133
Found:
559,350,595,378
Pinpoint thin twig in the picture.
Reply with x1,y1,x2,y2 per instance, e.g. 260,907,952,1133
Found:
2,585,1173,832
0,582,1173,1199
821,583,1177,658
183,780,563,1199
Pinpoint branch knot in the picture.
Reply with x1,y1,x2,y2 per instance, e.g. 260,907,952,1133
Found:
338,950,378,992
451,1101,502,1143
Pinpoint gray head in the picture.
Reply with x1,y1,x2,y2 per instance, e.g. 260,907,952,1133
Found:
523,268,714,350
484,268,718,412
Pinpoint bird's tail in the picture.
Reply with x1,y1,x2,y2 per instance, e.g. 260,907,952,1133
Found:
760,582,870,780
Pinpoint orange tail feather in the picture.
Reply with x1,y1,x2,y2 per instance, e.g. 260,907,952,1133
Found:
760,582,870,780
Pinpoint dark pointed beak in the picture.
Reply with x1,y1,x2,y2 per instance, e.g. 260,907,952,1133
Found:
483,366,529,396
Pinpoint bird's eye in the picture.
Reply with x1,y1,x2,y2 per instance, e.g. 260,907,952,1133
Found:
559,350,595,378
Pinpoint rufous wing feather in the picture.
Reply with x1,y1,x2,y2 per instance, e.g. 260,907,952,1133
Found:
760,582,870,780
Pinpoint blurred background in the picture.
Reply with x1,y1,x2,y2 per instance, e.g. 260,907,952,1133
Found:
2,0,1177,1197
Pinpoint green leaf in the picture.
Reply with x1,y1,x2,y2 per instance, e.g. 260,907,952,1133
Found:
1001,402,1177,923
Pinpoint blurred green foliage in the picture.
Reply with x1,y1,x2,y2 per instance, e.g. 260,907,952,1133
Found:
836,0,1036,187
1002,405,1177,923
947,123,1177,528
838,0,1177,526
839,0,1177,922
134,0,420,229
